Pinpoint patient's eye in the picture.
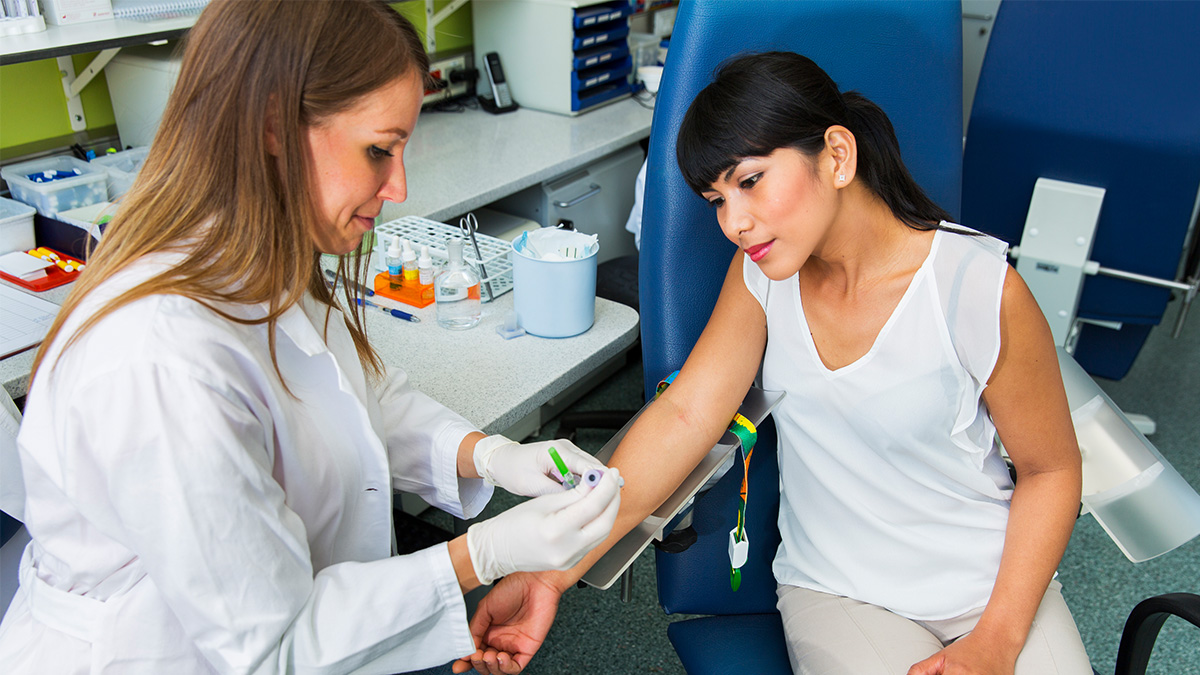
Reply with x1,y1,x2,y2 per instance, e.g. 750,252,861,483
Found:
740,173,761,190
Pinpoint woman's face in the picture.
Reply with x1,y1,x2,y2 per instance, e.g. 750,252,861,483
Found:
304,71,424,255
700,147,839,280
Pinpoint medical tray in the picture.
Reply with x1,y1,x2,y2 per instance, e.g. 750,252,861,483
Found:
374,216,513,303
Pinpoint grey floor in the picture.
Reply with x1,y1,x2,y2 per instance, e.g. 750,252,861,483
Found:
428,299,1200,674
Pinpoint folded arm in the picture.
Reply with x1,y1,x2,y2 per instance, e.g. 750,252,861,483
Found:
909,267,1082,675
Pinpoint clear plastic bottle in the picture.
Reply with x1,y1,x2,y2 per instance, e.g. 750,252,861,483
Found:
401,239,418,287
435,238,481,330
386,237,403,290
418,245,434,286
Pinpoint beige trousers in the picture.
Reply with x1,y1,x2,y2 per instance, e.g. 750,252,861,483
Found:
776,580,1093,675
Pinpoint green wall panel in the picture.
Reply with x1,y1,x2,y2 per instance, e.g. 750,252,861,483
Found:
0,52,117,157
2,1,473,160
392,0,474,55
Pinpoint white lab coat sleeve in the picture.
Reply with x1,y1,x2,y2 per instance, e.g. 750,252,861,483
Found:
0,388,23,521
375,365,491,520
64,362,475,674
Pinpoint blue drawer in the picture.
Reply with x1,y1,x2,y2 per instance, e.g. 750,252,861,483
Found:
573,42,629,71
572,80,632,112
571,56,632,92
573,1,631,29
572,24,629,50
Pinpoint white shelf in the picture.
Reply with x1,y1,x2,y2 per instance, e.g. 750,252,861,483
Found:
0,15,195,65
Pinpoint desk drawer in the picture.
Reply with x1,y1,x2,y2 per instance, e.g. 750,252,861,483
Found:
572,56,632,92
572,23,629,51
573,1,631,29
573,42,629,71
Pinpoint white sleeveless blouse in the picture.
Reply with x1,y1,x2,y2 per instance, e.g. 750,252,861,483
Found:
744,225,1015,620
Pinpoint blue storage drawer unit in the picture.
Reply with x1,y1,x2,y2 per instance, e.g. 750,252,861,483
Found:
474,0,635,116
570,3,632,111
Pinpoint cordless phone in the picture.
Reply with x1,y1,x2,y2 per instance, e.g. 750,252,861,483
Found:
483,52,516,111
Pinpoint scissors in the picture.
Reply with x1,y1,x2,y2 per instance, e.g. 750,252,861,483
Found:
459,213,494,301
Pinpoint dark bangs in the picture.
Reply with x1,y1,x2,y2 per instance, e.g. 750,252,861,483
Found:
677,52,842,195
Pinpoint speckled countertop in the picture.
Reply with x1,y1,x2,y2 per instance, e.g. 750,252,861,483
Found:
2,276,638,435
350,291,638,434
383,98,654,223
3,99,650,429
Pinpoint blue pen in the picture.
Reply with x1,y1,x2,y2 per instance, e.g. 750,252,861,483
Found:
356,297,421,323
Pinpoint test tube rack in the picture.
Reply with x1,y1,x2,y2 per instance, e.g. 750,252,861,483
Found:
374,215,513,303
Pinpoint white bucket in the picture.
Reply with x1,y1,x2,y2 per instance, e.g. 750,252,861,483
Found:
511,228,599,338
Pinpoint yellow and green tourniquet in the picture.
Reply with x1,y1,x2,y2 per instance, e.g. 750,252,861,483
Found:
656,372,759,591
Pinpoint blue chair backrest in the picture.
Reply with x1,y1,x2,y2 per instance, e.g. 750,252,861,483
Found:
640,0,963,616
640,0,963,403
962,1,1200,329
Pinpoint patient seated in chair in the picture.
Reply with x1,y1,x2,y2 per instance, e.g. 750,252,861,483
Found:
457,52,1093,675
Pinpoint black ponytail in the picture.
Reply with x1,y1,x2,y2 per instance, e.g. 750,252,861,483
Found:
840,91,951,230
678,51,951,231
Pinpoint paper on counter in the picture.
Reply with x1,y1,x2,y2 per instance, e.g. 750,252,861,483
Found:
0,251,53,281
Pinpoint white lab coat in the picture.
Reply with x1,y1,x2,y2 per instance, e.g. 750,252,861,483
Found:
0,254,492,674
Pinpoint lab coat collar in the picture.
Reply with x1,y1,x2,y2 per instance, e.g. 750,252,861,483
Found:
274,296,336,358
273,294,377,418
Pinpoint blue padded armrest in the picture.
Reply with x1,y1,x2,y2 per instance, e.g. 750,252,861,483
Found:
639,0,962,400
656,421,780,616
667,613,792,675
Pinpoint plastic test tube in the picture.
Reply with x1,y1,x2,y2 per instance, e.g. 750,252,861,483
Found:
547,446,578,489
582,469,624,488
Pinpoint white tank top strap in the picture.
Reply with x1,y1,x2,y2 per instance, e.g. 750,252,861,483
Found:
931,223,1010,387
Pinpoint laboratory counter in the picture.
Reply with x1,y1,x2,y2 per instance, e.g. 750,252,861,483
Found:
1,279,638,438
349,290,638,437
387,98,654,223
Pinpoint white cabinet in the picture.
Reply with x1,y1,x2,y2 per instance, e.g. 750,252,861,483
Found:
489,144,643,265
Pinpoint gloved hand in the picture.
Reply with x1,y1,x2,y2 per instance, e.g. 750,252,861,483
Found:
473,435,606,497
466,468,622,585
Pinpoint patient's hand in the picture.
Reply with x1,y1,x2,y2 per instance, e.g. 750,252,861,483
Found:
453,572,565,674
907,631,1018,675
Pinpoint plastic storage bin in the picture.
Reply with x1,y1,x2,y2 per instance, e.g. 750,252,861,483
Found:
1,156,108,216
90,146,150,200
0,197,37,256
105,44,182,148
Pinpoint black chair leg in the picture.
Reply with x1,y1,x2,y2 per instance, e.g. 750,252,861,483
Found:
1113,593,1200,675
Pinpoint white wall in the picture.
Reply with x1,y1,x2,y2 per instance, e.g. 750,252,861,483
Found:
962,0,1003,135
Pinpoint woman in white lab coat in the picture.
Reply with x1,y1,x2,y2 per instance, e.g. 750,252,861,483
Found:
0,1,621,673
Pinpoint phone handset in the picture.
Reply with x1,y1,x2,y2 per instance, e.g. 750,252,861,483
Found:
483,52,517,112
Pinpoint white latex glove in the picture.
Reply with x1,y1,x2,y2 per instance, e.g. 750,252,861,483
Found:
473,435,606,497
466,468,622,585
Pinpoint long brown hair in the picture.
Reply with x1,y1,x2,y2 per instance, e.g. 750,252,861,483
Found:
33,0,430,383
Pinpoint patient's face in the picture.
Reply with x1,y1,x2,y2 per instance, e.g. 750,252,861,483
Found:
701,148,838,280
